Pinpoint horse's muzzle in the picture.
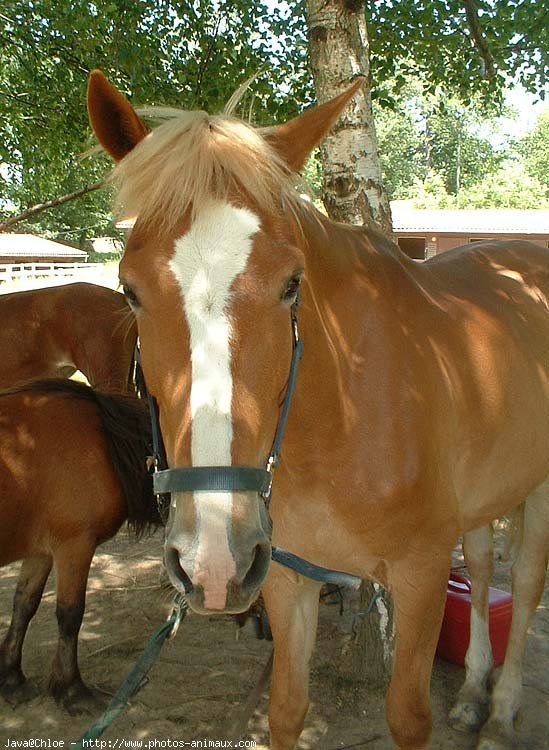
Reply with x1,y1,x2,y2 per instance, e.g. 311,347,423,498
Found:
164,534,271,614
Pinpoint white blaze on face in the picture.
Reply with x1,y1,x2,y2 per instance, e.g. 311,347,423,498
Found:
169,201,261,609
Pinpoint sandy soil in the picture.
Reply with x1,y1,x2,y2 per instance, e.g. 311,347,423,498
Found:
0,531,547,749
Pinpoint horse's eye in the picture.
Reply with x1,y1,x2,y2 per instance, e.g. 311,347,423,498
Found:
122,284,140,309
282,275,302,302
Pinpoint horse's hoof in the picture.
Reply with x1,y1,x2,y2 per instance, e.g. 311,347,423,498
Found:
476,719,515,750
0,673,40,706
476,739,513,750
448,699,489,733
50,679,105,715
63,691,107,716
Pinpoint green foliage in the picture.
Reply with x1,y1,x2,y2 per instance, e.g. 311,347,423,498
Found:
519,109,549,189
374,104,427,199
375,85,506,200
1,0,547,238
0,0,309,236
302,150,322,196
413,162,549,210
367,1,548,106
378,81,549,209
454,162,549,209
411,172,455,208
424,99,504,193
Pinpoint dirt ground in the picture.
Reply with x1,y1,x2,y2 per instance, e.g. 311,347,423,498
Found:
1,530,547,749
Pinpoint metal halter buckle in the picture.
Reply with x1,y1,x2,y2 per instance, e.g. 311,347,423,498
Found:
168,593,188,639
261,455,276,503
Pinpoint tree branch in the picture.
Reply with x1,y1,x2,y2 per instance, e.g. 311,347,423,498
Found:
195,13,222,100
0,181,105,232
462,0,496,80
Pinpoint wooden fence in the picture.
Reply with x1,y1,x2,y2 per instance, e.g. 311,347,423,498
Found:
0,262,102,284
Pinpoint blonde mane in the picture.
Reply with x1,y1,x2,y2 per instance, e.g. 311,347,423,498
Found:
111,109,304,230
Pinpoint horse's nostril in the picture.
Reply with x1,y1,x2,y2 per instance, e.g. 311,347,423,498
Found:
164,544,194,594
241,541,271,597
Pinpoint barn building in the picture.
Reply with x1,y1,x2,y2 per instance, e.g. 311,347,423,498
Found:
0,233,88,265
392,204,549,261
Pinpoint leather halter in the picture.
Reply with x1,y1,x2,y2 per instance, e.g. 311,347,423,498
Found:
136,296,361,590
139,297,303,508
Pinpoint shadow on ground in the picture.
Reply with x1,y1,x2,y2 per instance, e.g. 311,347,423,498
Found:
0,528,547,748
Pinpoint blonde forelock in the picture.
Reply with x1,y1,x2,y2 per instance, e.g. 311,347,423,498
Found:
111,110,304,231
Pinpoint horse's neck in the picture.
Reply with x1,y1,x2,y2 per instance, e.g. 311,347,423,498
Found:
298,209,417,340
279,210,427,497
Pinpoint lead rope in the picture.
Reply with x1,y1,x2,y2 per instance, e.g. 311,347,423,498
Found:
72,595,187,747
226,648,274,742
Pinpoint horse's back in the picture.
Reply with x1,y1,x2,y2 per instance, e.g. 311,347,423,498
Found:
420,240,549,352
416,240,549,527
0,285,65,386
56,283,136,390
425,238,549,287
0,282,136,390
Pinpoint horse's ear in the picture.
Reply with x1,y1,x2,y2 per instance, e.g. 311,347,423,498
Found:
266,78,364,172
87,70,148,162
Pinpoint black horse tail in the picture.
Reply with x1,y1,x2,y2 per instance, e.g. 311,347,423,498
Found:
91,387,160,537
3,378,160,536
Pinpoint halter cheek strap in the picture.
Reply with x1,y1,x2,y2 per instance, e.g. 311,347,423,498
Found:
262,304,304,505
139,297,303,506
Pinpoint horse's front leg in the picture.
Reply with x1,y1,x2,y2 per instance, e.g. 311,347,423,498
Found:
262,563,322,750
387,551,451,750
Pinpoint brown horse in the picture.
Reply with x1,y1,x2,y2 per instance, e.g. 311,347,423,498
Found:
0,379,158,713
0,282,137,391
88,70,549,749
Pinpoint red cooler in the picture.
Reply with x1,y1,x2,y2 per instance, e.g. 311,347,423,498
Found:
436,572,512,666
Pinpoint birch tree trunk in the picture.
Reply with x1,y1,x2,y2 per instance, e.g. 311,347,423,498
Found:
306,0,394,688
306,0,392,235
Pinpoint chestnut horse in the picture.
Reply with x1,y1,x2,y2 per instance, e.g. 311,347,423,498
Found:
0,379,158,713
0,282,137,391
88,70,549,749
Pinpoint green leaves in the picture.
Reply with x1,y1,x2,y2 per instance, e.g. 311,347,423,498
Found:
519,109,549,190
374,83,507,200
368,0,547,106
1,0,546,237
0,0,310,236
